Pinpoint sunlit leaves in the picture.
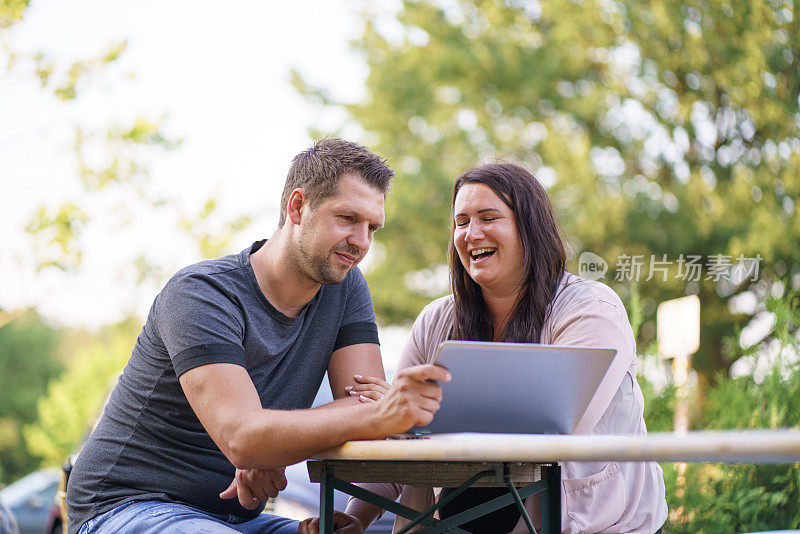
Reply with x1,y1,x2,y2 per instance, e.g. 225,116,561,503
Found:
0,0,29,29
23,117,181,273
75,117,181,191
179,198,253,260
25,204,89,271
295,0,800,376
6,39,128,100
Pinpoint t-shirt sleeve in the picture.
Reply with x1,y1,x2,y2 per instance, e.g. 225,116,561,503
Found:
333,268,379,351
154,273,246,378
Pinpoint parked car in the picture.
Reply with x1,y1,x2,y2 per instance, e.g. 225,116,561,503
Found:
0,496,20,534
0,469,61,534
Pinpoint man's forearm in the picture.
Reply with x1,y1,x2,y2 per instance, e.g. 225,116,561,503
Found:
226,401,382,469
183,362,447,471
312,396,362,410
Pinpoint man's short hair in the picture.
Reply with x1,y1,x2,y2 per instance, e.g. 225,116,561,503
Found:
279,138,394,226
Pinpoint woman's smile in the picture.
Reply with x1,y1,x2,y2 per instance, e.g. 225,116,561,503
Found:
468,247,497,262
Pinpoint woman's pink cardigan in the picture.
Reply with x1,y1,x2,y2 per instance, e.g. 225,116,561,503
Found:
356,273,668,533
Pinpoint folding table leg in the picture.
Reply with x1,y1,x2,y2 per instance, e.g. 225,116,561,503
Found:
319,464,334,534
507,481,537,534
540,464,561,534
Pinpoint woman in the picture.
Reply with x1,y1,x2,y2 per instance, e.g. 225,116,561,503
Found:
311,163,668,533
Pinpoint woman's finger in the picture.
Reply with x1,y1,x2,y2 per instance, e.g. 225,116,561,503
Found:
357,391,383,401
347,385,386,397
354,374,389,387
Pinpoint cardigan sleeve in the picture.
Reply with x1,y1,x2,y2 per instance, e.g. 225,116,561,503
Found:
548,288,637,434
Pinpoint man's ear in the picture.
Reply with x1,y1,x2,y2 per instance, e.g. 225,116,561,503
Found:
286,188,306,225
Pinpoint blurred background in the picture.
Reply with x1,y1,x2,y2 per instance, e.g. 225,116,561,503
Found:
1,0,798,532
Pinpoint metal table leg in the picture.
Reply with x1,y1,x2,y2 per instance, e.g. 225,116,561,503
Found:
319,463,334,534
540,464,561,534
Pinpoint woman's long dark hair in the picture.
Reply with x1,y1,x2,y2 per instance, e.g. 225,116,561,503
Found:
449,163,566,343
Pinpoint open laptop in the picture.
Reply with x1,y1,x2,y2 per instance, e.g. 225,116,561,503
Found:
406,341,616,436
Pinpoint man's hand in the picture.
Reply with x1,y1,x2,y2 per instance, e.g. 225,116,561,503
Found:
371,364,450,436
345,374,390,402
298,511,364,534
219,467,287,510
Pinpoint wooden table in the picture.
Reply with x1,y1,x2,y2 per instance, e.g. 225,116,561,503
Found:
308,430,800,534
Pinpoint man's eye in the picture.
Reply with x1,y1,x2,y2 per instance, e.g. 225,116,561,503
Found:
455,221,468,227
340,215,354,222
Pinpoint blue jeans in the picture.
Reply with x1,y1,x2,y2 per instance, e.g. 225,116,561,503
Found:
78,501,299,534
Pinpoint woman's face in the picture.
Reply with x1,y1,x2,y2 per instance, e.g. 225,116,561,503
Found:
453,182,525,295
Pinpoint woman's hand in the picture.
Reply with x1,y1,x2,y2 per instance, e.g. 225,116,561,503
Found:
345,374,390,402
298,511,364,534
219,467,287,510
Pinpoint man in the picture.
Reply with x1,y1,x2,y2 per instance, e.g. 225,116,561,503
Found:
66,138,449,534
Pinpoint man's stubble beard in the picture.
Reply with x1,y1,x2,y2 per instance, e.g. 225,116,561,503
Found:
294,222,359,285
295,241,344,285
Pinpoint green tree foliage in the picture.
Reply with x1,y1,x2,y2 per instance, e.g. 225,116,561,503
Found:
23,319,140,469
22,115,185,273
179,198,254,260
1,1,180,278
0,0,28,29
295,0,800,379
639,287,800,532
0,311,62,483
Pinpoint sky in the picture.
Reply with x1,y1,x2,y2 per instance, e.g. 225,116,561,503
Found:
1,0,391,329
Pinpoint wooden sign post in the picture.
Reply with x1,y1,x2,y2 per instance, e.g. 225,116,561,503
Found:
657,294,700,511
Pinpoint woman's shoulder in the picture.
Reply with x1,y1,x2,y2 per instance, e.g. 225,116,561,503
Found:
552,272,627,317
416,294,455,324
409,295,455,354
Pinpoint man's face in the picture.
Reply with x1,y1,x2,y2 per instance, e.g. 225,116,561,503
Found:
294,172,385,285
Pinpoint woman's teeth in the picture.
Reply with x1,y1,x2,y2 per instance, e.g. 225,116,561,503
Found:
470,248,496,259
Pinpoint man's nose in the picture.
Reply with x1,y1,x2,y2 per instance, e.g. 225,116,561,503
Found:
348,224,371,251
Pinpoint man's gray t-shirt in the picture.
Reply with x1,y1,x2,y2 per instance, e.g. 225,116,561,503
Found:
66,240,379,533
